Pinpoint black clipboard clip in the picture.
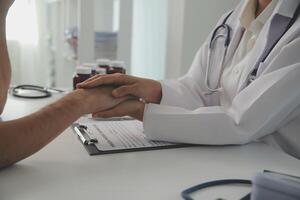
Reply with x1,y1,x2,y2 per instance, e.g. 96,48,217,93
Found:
74,124,98,145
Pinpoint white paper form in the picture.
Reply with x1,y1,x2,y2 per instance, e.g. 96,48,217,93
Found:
81,120,175,151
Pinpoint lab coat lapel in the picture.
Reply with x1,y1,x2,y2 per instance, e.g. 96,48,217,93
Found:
255,14,292,75
256,0,300,76
235,23,271,92
237,0,298,92
224,25,245,67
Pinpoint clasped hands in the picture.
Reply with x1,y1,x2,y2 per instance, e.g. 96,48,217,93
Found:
77,74,162,121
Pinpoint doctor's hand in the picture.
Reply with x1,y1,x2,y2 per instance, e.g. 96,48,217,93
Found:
77,74,162,104
92,100,145,121
70,87,129,115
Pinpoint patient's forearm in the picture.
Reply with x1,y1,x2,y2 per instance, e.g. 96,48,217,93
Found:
0,15,12,114
0,93,82,169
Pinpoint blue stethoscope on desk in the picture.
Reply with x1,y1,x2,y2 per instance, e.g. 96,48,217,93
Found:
181,170,300,200
182,179,252,200
12,85,65,99
205,3,300,95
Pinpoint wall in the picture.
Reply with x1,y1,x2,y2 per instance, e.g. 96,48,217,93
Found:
164,0,185,79
130,0,168,80
165,0,240,78
94,0,114,32
117,0,133,73
78,0,94,64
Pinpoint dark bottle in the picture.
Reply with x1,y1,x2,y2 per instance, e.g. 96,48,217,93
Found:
96,68,107,75
83,63,97,76
97,59,110,74
108,61,126,74
73,66,92,90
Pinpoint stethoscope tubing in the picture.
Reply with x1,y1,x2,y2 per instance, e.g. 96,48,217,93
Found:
205,3,300,96
205,19,232,94
181,179,252,200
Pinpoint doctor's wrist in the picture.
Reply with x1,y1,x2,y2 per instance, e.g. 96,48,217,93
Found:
148,80,162,104
131,101,145,121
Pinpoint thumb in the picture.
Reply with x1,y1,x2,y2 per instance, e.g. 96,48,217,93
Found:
93,107,123,119
114,95,131,104
112,85,138,98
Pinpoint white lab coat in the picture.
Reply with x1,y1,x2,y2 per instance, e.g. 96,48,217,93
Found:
143,0,300,159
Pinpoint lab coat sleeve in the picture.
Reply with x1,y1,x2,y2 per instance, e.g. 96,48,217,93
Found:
159,46,209,109
143,40,300,145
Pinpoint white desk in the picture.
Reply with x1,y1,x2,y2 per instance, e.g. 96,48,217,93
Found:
1,95,300,200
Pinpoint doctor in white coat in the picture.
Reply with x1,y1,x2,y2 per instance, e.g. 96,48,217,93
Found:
79,0,300,159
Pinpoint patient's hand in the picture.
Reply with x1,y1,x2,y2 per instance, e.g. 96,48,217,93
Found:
71,86,130,115
92,100,145,121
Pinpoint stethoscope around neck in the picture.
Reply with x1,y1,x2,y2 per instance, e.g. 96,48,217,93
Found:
205,2,300,96
205,23,231,95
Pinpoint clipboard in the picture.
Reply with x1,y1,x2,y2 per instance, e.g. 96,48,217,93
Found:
72,119,191,156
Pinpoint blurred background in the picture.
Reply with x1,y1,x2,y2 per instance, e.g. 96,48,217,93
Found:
6,0,239,89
